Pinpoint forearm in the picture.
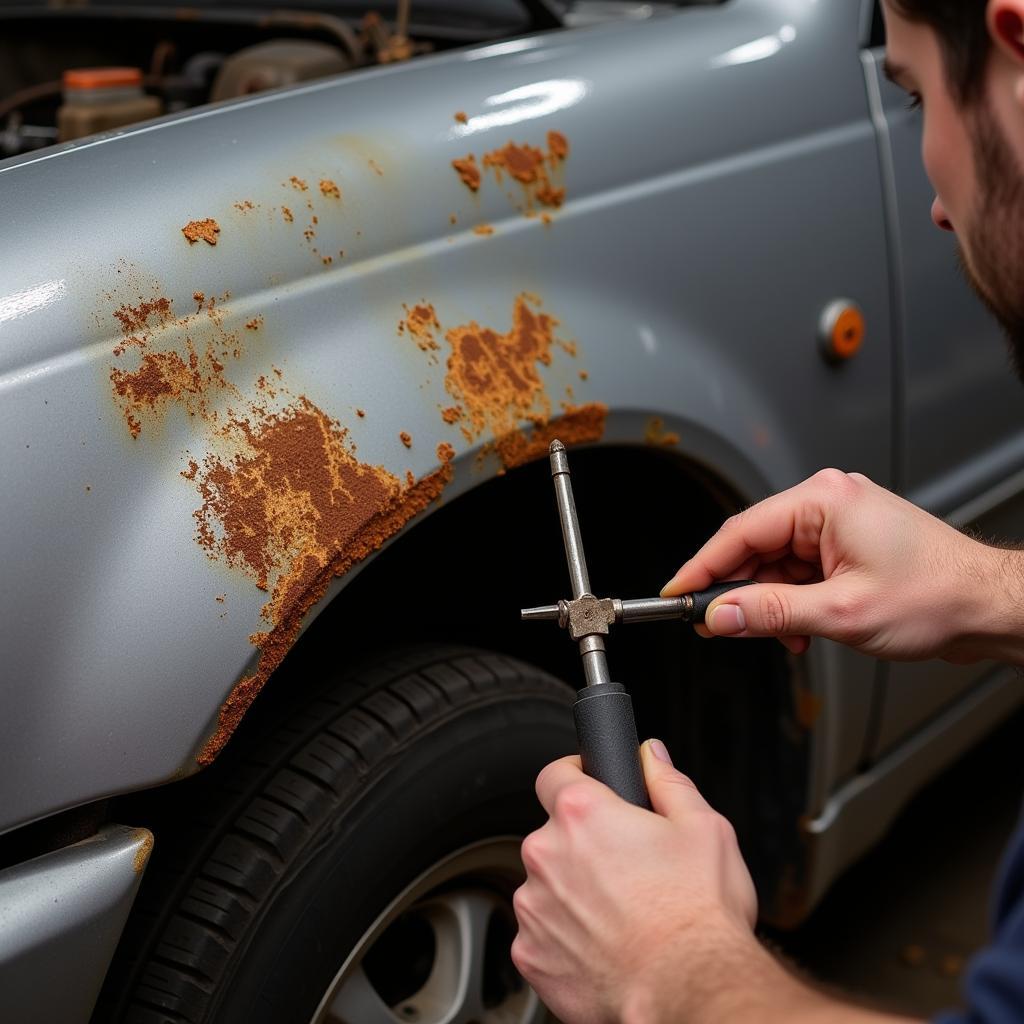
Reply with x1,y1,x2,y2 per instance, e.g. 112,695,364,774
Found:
957,542,1024,665
624,926,919,1024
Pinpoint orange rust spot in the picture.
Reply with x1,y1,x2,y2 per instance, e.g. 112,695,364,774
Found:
368,159,383,176
132,830,154,874
535,184,565,208
288,176,309,191
113,297,173,339
110,343,233,439
182,218,220,246
282,206,294,224
234,200,255,212
437,441,455,463
473,223,495,236
496,403,607,470
182,459,199,480
644,417,680,447
356,408,366,418
541,213,553,227
466,133,570,213
441,406,462,424
215,594,226,603
547,130,569,162
452,154,481,192
304,228,317,241
401,303,441,352
484,141,545,185
399,431,413,448
193,291,205,309
194,402,453,765
245,316,263,331
449,213,458,225
579,370,589,381
444,295,556,442
454,110,468,124
319,178,341,199
107,293,243,438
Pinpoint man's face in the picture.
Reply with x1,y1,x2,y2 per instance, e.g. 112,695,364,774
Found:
883,0,1024,376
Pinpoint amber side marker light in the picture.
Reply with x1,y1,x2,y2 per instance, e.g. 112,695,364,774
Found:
819,300,865,362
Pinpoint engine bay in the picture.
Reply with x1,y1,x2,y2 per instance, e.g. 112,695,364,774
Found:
0,1,559,157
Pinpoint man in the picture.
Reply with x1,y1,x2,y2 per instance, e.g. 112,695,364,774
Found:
509,1,1024,1021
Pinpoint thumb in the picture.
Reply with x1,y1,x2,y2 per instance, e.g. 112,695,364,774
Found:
705,581,834,640
640,739,711,821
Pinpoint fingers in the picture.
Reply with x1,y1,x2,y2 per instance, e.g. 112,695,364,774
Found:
639,739,712,822
535,755,585,816
704,581,840,642
661,472,844,597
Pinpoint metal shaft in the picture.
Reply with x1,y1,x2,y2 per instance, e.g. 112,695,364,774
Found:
549,440,612,687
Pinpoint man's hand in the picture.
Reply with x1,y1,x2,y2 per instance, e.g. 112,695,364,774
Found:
512,743,920,1024
662,469,1024,664
511,740,757,1023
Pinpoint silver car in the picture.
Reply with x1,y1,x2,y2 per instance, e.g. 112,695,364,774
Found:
1,1,1021,1021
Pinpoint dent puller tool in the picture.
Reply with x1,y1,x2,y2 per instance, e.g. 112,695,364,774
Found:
522,440,753,809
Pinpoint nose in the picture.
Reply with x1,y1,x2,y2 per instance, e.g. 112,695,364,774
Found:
931,195,955,232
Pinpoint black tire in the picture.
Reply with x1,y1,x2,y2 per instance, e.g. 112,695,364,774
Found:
96,646,576,1024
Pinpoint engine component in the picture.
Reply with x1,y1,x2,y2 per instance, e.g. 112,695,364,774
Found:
57,67,162,143
210,40,352,102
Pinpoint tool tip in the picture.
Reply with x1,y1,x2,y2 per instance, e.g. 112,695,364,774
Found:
549,439,565,453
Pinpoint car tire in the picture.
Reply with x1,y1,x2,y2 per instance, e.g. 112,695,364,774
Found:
99,645,575,1024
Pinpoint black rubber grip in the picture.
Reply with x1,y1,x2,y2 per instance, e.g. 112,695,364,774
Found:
690,580,756,625
573,684,650,809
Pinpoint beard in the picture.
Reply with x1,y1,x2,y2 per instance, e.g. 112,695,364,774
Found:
957,101,1024,382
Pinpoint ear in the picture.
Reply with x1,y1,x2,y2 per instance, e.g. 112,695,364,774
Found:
989,1,1024,64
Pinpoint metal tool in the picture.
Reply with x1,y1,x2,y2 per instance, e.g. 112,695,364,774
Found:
522,440,754,808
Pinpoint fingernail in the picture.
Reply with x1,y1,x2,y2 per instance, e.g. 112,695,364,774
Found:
659,575,680,598
709,604,746,635
648,738,673,765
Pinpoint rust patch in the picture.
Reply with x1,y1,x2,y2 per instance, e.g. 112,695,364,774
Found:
288,176,309,192
182,219,221,246
319,178,341,199
132,829,154,874
437,441,455,463
193,291,205,310
195,406,453,765
107,294,243,438
368,159,383,177
547,130,569,162
452,132,570,214
402,303,441,353
473,223,495,236
454,110,468,124
234,200,255,213
482,134,568,209
495,403,607,470
246,316,264,331
452,154,481,192
356,408,366,418
444,295,557,440
644,417,680,447
439,295,604,468
399,431,413,448
282,207,294,224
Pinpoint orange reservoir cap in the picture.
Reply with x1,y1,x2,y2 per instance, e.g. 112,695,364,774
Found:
63,67,144,91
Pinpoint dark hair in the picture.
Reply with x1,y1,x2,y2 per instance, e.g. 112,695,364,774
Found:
893,0,992,102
